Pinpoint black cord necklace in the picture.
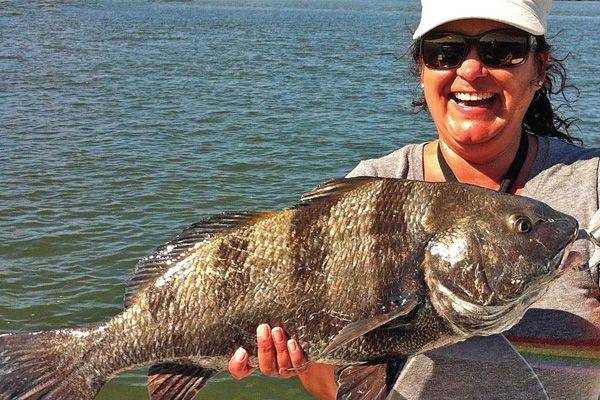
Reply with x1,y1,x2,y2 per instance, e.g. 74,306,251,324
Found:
437,132,529,194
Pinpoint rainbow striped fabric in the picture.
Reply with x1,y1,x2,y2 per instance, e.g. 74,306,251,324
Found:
507,335,600,375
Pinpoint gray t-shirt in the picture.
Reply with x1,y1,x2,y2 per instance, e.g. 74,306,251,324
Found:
346,136,600,400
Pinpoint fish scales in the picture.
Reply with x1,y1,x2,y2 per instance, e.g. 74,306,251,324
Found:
109,180,407,363
0,177,581,400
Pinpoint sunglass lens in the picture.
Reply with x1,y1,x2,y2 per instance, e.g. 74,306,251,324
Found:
421,33,467,69
478,31,530,67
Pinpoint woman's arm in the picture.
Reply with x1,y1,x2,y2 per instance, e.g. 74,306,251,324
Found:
227,324,337,399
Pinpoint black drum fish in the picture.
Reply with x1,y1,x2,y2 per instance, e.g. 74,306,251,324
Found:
0,177,581,400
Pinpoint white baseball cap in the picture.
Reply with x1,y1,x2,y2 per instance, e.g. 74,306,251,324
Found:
413,0,552,39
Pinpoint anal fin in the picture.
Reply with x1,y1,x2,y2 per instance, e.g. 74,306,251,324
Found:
148,363,217,400
336,360,406,400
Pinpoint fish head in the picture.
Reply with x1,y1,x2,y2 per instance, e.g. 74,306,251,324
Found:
422,185,579,336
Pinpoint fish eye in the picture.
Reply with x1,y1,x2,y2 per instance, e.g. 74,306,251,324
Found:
509,214,533,234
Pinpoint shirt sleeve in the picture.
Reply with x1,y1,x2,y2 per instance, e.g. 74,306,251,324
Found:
345,160,378,178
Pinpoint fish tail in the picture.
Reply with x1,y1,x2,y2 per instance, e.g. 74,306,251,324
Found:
0,327,106,400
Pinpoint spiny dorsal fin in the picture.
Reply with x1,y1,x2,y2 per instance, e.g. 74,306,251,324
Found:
123,211,264,307
148,363,217,400
299,177,379,207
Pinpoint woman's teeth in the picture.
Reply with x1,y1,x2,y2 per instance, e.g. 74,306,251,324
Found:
454,92,495,101
451,92,497,108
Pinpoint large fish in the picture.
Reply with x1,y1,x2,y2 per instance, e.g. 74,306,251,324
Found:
0,177,582,400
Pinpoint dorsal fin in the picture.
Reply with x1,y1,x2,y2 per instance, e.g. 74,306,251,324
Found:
298,177,378,207
123,211,264,307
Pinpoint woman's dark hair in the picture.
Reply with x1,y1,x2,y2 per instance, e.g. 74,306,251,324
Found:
409,35,580,144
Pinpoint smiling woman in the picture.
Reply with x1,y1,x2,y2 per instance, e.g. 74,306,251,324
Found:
418,18,549,189
228,0,600,399
422,21,543,152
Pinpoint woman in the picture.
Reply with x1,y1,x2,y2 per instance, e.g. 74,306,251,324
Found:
229,0,600,398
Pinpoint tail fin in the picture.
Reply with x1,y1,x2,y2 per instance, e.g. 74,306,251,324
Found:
0,328,105,400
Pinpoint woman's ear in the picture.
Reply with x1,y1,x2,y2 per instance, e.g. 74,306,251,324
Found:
541,51,551,65
537,50,551,83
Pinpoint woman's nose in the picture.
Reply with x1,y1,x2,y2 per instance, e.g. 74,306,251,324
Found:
456,46,488,81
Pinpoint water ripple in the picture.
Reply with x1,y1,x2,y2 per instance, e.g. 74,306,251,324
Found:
1,1,598,398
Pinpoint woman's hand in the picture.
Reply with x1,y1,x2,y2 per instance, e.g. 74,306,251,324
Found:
227,324,337,400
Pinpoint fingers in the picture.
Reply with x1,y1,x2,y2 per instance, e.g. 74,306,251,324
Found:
271,327,293,378
287,338,309,373
258,324,304,378
229,324,307,380
257,324,278,376
228,347,257,380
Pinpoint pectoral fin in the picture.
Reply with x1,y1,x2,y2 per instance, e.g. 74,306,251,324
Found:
336,361,405,400
148,363,217,400
322,296,419,357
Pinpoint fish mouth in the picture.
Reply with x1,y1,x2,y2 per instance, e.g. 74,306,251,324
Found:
552,247,567,271
559,250,586,272
552,226,582,273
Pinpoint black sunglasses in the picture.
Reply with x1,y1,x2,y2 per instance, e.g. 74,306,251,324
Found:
420,29,536,70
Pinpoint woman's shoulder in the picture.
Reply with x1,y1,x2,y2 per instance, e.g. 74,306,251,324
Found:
529,136,600,209
538,135,600,166
345,143,425,179
529,136,600,198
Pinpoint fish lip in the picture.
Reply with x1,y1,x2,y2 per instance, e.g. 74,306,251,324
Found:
560,250,588,272
552,248,567,270
554,225,580,272
518,222,577,285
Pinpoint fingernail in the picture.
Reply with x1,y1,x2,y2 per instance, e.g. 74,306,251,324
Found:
257,324,270,339
234,347,247,362
272,327,284,343
287,339,297,352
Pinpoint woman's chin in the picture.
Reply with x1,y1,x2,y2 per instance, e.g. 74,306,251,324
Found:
443,109,506,144
444,124,501,146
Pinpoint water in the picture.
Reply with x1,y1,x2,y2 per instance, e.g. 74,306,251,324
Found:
0,1,598,398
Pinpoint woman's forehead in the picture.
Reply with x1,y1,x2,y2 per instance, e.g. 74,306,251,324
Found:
434,19,517,34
